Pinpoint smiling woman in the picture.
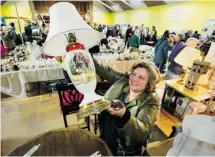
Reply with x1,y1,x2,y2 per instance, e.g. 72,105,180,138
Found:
91,48,161,155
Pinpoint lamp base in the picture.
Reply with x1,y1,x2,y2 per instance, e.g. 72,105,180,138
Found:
177,79,184,85
77,92,109,119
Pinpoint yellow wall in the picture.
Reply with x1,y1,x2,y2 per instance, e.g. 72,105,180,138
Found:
1,1,33,33
1,1,32,18
110,1,215,35
92,2,112,25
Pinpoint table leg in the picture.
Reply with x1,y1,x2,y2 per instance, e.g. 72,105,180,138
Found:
167,89,175,108
38,82,40,95
161,87,167,106
181,99,191,118
162,88,176,115
207,96,215,112
94,114,97,135
170,96,178,111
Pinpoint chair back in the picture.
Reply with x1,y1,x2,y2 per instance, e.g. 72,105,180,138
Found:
56,83,84,110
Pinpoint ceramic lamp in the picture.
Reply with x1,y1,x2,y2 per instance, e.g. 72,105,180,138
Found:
42,2,104,105
174,47,201,87
167,115,215,156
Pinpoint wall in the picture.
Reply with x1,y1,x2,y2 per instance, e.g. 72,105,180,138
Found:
110,1,215,35
1,1,33,33
1,1,32,18
92,2,112,25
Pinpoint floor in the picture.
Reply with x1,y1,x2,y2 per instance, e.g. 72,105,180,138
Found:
1,92,180,156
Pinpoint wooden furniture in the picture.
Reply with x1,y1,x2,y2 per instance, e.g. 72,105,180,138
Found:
156,109,181,137
56,83,100,134
161,78,214,120
55,83,90,130
7,127,112,156
33,1,92,23
146,138,174,156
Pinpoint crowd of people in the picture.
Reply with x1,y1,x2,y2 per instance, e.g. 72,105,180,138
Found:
93,23,206,78
90,23,211,156
1,17,214,156
0,21,49,58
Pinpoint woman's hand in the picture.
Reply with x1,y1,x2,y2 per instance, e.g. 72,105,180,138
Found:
107,106,126,118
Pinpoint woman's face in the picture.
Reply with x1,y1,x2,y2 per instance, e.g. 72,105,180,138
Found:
129,67,149,93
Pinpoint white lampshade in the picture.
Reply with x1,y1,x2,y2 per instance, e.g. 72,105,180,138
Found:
205,42,215,67
43,2,103,56
174,47,201,68
183,115,215,145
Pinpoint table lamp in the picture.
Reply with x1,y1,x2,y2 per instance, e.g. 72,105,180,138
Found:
42,2,104,106
204,42,215,90
174,47,201,85
167,115,215,156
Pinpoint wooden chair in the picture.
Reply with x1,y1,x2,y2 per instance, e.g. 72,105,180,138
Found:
55,83,90,130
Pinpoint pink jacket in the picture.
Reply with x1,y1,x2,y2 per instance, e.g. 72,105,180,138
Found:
1,43,8,57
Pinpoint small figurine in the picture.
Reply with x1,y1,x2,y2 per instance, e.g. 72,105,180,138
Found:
110,100,124,109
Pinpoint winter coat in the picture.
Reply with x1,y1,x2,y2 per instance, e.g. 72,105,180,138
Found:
129,34,140,48
93,59,159,155
154,37,169,64
168,45,186,75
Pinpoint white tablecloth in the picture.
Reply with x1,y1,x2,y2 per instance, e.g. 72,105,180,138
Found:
0,67,65,97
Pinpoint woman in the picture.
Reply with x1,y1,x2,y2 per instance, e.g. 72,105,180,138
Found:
129,30,140,53
193,30,200,40
151,26,157,45
1,27,16,51
154,30,170,73
93,56,161,156
167,33,185,79
144,27,150,42
167,37,199,79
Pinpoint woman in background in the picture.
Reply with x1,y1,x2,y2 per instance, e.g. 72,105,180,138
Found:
154,30,170,73
167,37,199,79
129,30,140,53
167,33,185,79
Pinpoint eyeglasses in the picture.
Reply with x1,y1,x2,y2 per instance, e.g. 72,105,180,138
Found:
130,72,146,81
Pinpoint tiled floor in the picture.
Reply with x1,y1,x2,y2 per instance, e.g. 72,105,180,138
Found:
1,91,180,156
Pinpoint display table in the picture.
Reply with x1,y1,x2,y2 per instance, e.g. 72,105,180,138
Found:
0,67,65,97
7,127,112,156
162,78,214,120
111,60,144,72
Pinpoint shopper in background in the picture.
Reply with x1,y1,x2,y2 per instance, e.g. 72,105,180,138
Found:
193,30,200,39
8,22,16,32
129,30,140,53
167,33,185,79
106,26,114,38
154,30,170,73
24,21,33,43
151,26,157,45
144,27,150,43
1,25,16,51
124,24,132,49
